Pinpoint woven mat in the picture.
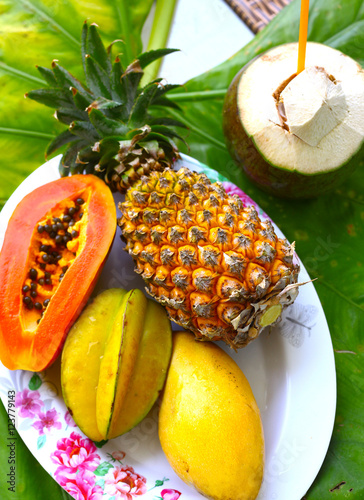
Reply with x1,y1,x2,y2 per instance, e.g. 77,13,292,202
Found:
224,0,292,33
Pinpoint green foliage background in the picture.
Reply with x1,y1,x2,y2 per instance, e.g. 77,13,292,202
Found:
0,0,364,499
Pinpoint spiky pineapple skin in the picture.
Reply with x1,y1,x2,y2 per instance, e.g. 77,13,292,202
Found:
104,134,180,193
118,168,300,348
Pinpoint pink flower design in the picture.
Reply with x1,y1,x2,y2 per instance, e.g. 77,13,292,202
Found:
64,410,78,428
104,465,147,499
222,181,270,220
51,432,100,486
63,469,103,500
161,489,182,500
15,389,43,418
111,450,126,461
32,408,62,435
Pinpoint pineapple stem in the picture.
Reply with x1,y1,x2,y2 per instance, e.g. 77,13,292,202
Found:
141,0,178,85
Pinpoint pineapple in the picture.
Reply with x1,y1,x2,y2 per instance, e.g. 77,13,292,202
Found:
119,168,300,348
28,21,301,348
27,22,185,192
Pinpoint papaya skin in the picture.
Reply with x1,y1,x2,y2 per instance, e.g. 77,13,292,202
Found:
222,50,363,199
0,174,116,372
159,331,264,500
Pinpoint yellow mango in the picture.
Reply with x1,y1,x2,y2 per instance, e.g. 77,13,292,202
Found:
159,331,264,500
61,288,127,442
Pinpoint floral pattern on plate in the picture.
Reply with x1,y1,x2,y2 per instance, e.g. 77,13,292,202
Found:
13,373,175,500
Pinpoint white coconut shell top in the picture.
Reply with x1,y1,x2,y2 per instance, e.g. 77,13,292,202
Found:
237,42,364,174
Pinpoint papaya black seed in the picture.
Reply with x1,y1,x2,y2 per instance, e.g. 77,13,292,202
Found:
34,302,42,310
30,282,37,291
43,299,50,307
37,225,44,233
68,207,77,216
68,219,75,227
63,235,71,244
76,198,85,205
42,254,49,262
53,217,61,223
37,319,41,324
40,263,46,270
71,230,79,238
23,296,31,305
44,224,51,233
22,285,30,293
45,272,51,279
56,255,62,261
55,235,63,245
38,278,45,286
63,215,71,222
50,231,57,239
56,222,64,231
79,213,83,219
26,302,34,310
30,290,37,298
29,268,38,280
40,244,49,253
45,278,52,285
62,266,68,273
51,224,58,233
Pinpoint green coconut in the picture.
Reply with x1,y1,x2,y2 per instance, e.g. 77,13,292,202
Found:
222,42,364,199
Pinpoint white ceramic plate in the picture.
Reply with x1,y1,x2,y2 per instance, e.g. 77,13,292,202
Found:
0,154,336,500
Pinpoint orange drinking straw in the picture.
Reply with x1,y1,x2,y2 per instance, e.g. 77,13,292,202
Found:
297,0,310,74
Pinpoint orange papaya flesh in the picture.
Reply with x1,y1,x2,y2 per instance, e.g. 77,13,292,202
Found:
0,174,116,372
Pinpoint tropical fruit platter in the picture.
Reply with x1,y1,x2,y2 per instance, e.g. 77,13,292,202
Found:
0,1,363,499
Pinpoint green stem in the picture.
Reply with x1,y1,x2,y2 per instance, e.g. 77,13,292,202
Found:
314,278,364,313
164,108,226,150
0,62,44,85
20,0,80,47
169,89,227,102
142,0,178,84
116,0,133,64
0,127,55,140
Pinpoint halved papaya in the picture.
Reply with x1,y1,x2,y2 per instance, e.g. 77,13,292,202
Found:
0,174,116,371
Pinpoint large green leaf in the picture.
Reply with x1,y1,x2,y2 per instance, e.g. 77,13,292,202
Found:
0,0,154,209
166,0,364,498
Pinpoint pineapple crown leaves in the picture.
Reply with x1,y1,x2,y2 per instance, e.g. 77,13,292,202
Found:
26,22,187,177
